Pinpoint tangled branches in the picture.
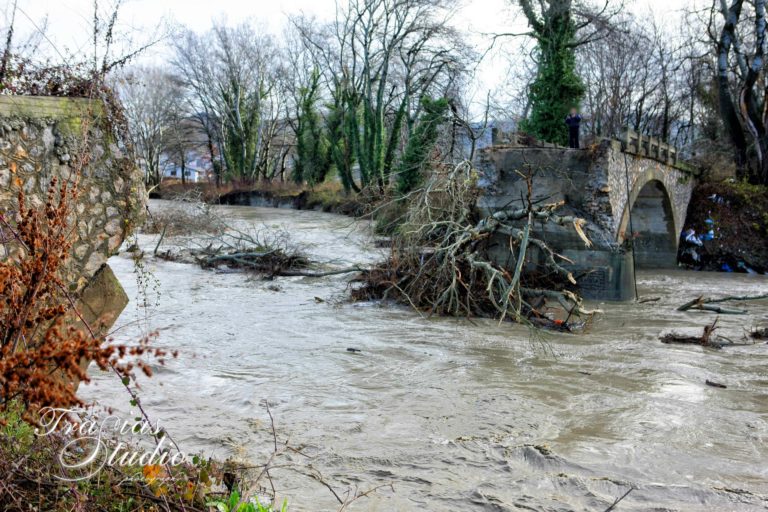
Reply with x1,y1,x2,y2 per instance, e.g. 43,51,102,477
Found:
354,162,598,329
0,59,97,97
190,227,310,275
143,191,228,237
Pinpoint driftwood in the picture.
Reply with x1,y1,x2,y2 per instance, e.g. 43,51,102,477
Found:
604,487,634,512
277,267,365,278
688,304,747,315
677,293,768,315
661,319,757,348
661,319,723,348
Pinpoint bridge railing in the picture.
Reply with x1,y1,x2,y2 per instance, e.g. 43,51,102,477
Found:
619,128,678,166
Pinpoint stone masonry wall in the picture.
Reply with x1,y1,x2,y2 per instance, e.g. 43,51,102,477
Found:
0,95,146,294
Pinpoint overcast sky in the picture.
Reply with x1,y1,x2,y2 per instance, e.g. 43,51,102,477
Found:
6,0,698,114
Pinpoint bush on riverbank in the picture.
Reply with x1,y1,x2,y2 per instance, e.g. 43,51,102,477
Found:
679,180,768,273
0,180,167,422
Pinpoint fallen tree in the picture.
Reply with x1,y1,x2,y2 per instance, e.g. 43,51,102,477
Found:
154,223,367,279
352,162,600,329
661,319,724,348
192,228,308,274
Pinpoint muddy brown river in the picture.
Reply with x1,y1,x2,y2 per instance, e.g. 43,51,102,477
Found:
82,202,768,511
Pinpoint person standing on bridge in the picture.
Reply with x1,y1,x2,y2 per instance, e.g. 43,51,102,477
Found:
565,108,582,149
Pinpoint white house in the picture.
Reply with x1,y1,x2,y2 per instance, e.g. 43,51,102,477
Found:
160,150,212,183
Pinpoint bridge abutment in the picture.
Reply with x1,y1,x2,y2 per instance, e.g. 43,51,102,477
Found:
476,140,695,301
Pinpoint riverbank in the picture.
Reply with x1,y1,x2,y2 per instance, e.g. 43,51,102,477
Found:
680,180,768,273
0,401,289,512
155,181,366,216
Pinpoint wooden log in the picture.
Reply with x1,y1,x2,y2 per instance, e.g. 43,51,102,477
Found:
677,293,768,314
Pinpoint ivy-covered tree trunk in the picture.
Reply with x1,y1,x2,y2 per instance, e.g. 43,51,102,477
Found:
518,0,585,146
327,83,360,193
220,79,263,182
717,0,768,185
397,97,449,194
293,70,330,186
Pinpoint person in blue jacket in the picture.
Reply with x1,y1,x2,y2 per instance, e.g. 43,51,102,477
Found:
565,108,582,149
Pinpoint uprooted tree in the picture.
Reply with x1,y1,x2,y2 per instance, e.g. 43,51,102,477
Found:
354,162,599,329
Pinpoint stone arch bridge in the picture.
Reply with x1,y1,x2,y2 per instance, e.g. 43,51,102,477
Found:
476,138,696,301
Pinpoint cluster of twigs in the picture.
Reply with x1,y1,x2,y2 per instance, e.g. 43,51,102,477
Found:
143,190,228,237
353,162,598,329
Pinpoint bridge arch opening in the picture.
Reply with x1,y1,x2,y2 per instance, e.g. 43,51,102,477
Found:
619,179,679,268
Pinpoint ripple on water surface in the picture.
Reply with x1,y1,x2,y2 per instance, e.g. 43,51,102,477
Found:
81,203,768,511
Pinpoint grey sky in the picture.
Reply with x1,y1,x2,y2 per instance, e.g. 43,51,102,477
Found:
14,0,695,50
7,0,698,113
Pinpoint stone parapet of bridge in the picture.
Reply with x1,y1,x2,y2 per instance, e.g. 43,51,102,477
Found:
619,128,680,167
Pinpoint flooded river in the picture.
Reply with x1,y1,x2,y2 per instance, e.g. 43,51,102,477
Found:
82,202,768,511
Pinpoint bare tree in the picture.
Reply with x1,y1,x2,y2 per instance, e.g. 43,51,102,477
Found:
713,0,768,184
172,21,284,184
578,13,696,145
117,67,183,187
292,0,471,193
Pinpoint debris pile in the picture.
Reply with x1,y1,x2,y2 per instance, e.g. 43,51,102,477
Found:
352,163,600,329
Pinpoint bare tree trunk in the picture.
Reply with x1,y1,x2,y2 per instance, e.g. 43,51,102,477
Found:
739,0,768,183
180,151,187,186
718,0,750,176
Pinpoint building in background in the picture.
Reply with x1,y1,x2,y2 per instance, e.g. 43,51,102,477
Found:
160,150,214,183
